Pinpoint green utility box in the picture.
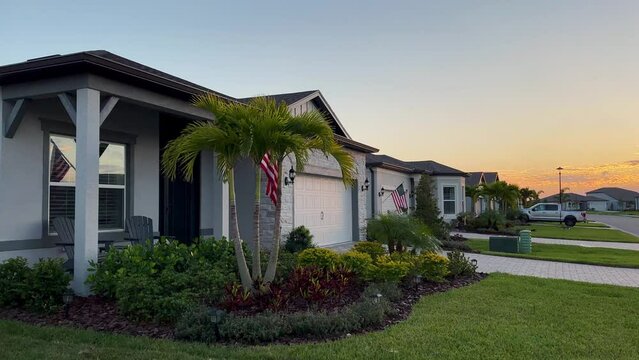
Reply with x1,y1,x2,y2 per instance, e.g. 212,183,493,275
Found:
518,230,532,254
488,236,519,253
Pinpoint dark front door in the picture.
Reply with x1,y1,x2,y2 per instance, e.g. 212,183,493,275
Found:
159,116,200,244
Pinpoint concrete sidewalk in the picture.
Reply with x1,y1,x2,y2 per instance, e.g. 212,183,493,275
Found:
467,253,639,287
452,231,639,251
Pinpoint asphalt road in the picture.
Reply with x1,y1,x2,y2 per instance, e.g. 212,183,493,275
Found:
589,214,639,236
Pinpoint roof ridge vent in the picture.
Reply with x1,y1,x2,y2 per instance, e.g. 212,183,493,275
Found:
27,54,62,62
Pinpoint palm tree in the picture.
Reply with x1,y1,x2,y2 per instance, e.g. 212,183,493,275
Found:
519,187,543,207
481,181,519,213
465,185,481,214
258,98,357,283
161,93,253,290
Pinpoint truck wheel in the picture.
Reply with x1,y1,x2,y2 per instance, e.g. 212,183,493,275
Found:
520,214,530,223
564,216,577,228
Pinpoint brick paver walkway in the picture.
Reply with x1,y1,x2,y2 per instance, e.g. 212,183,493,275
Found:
466,252,639,287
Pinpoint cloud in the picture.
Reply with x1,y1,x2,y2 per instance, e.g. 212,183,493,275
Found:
498,160,639,195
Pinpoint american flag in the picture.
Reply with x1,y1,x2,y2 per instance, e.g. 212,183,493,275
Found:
391,183,408,213
260,153,278,204
50,142,71,182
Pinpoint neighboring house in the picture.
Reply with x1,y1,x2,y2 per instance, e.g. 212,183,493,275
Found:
0,51,231,294
586,187,639,211
539,193,607,211
365,154,426,217
464,171,501,214
236,91,377,248
365,156,467,221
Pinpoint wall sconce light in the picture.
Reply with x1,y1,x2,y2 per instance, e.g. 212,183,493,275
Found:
284,166,296,186
378,186,386,197
409,190,416,199
361,178,369,192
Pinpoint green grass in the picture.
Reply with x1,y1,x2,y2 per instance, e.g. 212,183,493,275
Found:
588,210,639,216
519,224,639,243
2,274,639,359
468,239,639,268
536,221,610,228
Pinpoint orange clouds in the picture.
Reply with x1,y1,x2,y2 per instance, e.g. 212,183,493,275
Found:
499,160,639,195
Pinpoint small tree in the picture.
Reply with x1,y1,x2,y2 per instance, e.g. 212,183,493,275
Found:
414,174,449,240
366,213,439,253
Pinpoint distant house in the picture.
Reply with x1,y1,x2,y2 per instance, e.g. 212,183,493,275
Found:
465,171,500,214
365,156,468,221
540,193,607,211
586,187,639,211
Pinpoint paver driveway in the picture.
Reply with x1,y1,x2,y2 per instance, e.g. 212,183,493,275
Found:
467,252,639,287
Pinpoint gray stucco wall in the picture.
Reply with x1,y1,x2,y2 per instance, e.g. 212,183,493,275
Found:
0,98,160,249
235,148,368,250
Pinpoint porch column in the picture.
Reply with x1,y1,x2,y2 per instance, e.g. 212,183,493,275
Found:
212,153,229,238
73,88,101,295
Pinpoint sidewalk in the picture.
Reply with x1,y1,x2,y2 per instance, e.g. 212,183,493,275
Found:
467,253,639,287
452,231,639,251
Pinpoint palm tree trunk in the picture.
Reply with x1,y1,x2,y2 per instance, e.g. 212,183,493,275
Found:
228,172,252,290
264,164,283,283
252,169,262,282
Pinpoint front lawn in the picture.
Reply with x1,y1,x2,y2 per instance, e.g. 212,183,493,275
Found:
468,239,639,268
520,224,639,243
535,221,609,228
2,274,639,359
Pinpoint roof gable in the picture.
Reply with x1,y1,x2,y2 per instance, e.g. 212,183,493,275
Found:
586,187,639,202
466,172,485,186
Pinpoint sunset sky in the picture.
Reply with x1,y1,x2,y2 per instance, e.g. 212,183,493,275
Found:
2,1,638,195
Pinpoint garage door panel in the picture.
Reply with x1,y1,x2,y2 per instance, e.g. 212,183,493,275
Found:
294,175,352,246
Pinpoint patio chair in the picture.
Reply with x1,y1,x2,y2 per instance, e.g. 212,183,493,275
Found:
124,215,159,246
53,217,114,271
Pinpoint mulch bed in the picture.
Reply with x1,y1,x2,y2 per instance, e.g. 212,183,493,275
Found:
0,273,487,343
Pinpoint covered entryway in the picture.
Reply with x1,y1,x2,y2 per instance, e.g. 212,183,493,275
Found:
294,174,352,246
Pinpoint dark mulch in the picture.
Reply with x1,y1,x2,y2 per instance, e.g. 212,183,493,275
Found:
0,296,173,339
0,274,487,344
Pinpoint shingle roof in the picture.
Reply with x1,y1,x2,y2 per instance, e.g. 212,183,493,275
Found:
586,187,639,202
0,50,236,102
541,193,607,202
483,172,499,183
238,90,318,105
466,172,484,186
366,154,427,174
405,161,468,177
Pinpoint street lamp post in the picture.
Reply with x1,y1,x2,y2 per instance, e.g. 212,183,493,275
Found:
556,166,563,224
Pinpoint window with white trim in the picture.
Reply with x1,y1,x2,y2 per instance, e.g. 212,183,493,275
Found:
48,134,126,233
443,186,456,215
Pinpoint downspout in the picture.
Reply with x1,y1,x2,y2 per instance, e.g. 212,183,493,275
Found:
370,167,376,216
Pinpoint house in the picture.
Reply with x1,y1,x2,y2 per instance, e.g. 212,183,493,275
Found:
464,171,501,214
236,91,377,248
586,187,639,211
365,154,426,217
0,52,375,294
365,156,468,221
539,193,608,211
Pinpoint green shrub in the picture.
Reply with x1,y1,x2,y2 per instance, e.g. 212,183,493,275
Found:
370,255,410,283
297,248,340,270
0,257,31,307
447,250,477,278
418,252,449,282
88,237,240,323
475,210,506,231
352,241,386,261
284,226,315,253
287,311,351,337
440,240,472,252
218,312,289,344
367,214,439,253
340,251,373,276
175,306,219,343
363,282,402,302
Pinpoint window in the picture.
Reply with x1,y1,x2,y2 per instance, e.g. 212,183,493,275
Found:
544,204,559,211
443,186,456,215
48,134,126,233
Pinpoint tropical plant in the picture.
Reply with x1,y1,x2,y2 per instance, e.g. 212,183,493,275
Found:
162,94,256,289
465,185,482,214
366,213,439,253
413,174,450,239
519,187,543,208
480,181,520,213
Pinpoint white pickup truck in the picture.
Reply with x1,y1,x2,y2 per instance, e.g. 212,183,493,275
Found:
520,203,586,227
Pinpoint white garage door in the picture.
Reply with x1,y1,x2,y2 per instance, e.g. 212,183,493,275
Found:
294,174,353,246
